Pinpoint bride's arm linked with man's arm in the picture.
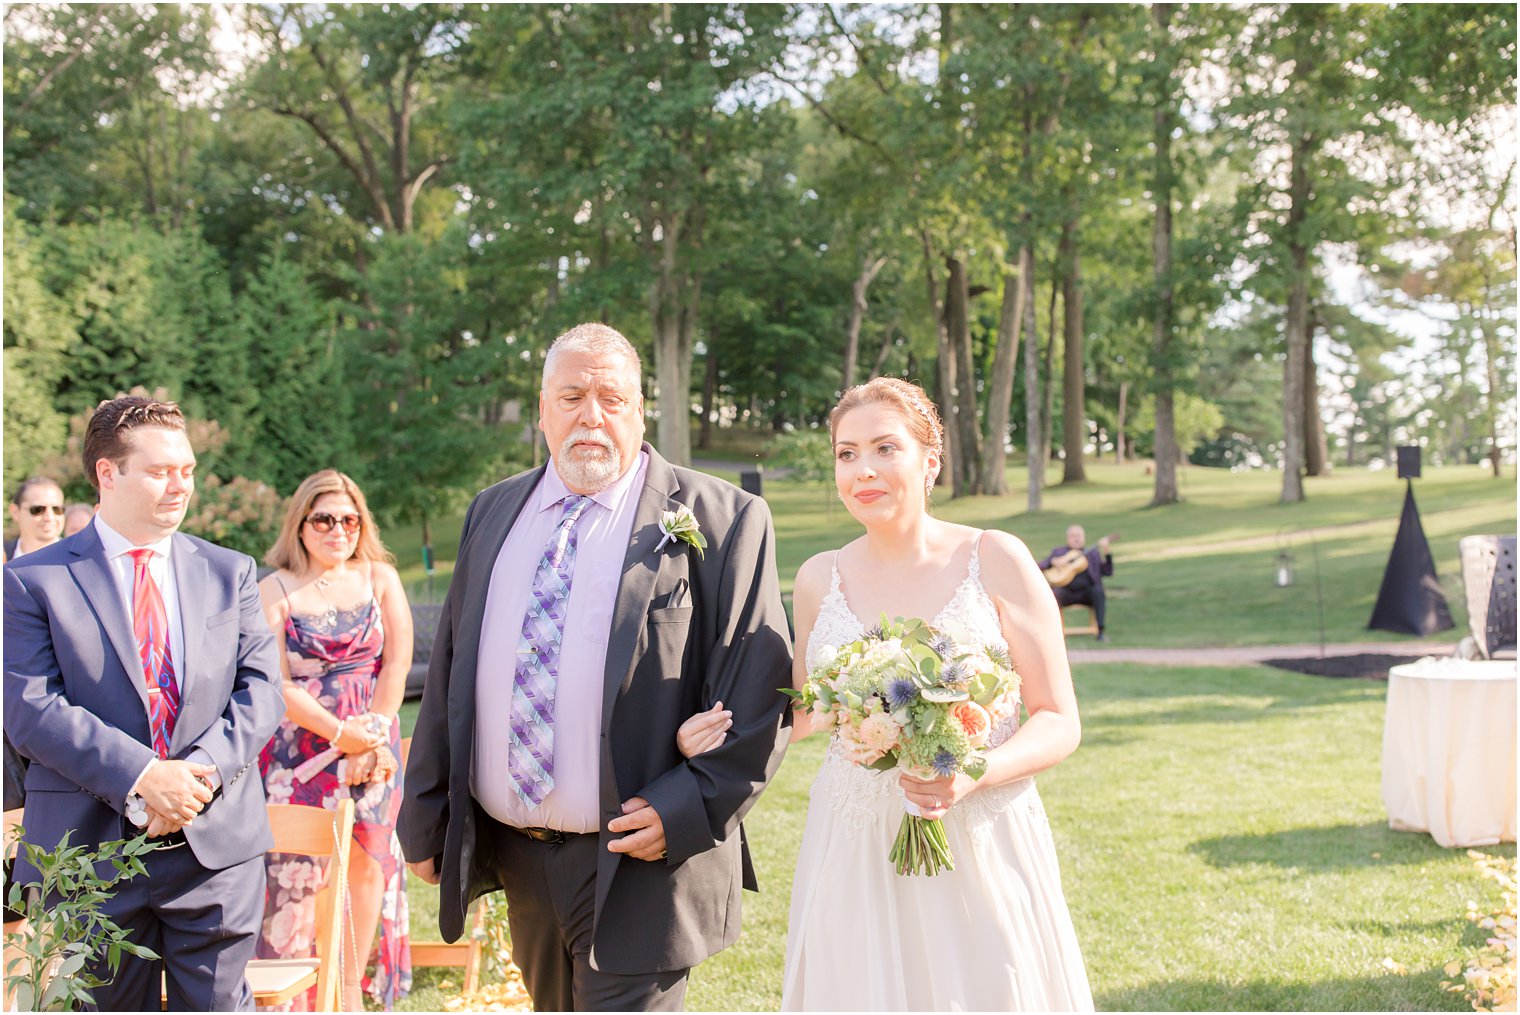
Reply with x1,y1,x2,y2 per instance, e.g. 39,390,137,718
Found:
677,532,1083,827
676,550,833,755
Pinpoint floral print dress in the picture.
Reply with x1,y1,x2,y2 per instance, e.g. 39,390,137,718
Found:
257,595,412,1010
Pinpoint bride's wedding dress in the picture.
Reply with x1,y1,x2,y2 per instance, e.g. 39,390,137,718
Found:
781,539,1094,1012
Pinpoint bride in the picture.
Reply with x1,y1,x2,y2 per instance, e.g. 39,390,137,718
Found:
678,378,1093,1011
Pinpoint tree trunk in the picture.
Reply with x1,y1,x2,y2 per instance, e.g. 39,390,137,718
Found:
869,321,897,380
1041,278,1057,463
981,269,1023,496
923,231,956,494
1280,132,1312,503
1116,380,1128,465
1481,293,1504,477
1303,310,1330,476
1022,249,1043,512
1060,222,1087,483
1149,1,1180,506
650,214,697,467
698,349,718,450
843,254,888,392
946,255,981,495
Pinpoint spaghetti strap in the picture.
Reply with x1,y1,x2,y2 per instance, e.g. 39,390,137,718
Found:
968,532,983,581
272,572,292,604
829,553,843,595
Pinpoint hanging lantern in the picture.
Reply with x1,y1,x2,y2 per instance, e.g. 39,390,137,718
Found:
1275,551,1295,587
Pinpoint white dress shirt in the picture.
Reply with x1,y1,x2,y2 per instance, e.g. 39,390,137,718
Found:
474,452,648,833
93,516,220,797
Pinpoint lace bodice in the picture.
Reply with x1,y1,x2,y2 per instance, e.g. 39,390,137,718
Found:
805,536,1020,748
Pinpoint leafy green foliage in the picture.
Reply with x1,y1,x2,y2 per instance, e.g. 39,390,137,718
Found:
1,2,1514,529
4,828,159,1012
765,430,834,487
337,231,526,529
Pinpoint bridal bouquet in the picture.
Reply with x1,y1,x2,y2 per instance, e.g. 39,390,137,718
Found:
787,616,1020,876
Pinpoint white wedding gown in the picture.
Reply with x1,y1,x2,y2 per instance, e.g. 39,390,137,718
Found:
781,541,1094,1012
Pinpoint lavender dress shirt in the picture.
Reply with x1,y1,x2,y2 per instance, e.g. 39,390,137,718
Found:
473,451,649,833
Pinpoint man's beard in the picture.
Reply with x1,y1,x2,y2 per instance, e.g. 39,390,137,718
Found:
556,428,623,492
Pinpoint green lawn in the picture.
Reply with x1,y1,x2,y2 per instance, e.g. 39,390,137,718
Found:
384,462,1515,1010
389,460,1514,646
395,664,1513,1011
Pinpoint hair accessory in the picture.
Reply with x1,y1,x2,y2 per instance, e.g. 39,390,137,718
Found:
905,395,943,451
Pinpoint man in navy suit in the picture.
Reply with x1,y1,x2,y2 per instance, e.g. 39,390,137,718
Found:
4,396,284,1010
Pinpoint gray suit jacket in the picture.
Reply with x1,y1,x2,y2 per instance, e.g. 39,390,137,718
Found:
3,522,284,875
399,444,792,974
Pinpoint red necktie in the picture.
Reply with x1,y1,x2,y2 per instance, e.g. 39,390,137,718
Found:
129,549,179,757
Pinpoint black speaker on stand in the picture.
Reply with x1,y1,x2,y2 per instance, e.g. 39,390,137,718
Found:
1369,446,1453,636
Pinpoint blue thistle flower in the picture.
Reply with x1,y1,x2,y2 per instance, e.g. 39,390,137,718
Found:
937,660,969,687
928,633,958,659
886,679,919,710
863,623,886,641
931,749,958,778
985,644,1011,669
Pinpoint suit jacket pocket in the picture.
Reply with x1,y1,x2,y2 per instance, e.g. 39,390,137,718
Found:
205,607,239,628
647,606,693,625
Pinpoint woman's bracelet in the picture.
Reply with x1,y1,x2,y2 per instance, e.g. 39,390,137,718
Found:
331,716,345,743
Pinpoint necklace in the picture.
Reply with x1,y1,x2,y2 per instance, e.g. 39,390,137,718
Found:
311,568,345,627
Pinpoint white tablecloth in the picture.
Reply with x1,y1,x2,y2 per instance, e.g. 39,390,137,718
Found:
1382,657,1517,848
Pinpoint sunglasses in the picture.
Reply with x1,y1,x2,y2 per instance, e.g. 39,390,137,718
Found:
305,512,361,535
25,505,65,517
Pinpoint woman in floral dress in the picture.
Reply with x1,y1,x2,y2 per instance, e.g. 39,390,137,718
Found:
257,470,414,1010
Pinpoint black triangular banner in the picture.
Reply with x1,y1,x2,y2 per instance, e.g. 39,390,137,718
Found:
1368,482,1454,636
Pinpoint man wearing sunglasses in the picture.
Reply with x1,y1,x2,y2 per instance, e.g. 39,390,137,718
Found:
4,396,283,1010
401,323,792,1012
5,477,65,560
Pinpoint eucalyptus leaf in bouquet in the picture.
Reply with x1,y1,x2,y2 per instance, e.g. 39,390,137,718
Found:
785,615,1021,875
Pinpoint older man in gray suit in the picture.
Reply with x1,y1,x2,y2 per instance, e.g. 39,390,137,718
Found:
400,323,792,1011
3,396,283,1011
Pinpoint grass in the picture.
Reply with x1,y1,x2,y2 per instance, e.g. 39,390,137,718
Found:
762,460,1515,647
379,460,1515,1010
394,665,1513,1011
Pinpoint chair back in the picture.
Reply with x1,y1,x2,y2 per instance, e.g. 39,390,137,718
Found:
1460,535,1519,658
267,800,355,1013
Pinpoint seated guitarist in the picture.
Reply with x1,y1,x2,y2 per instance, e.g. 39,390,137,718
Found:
1039,525,1114,642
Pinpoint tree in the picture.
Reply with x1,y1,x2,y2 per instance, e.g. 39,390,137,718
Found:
339,231,527,558
241,4,462,237
455,4,792,467
1147,2,1182,504
236,250,349,494
3,4,219,224
1222,3,1515,501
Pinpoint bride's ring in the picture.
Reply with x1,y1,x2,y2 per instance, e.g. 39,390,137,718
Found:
933,798,941,808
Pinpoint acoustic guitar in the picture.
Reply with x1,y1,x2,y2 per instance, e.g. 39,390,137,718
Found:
1043,535,1117,588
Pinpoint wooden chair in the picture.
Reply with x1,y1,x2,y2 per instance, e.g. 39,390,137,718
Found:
237,800,355,1012
399,738,489,992
1061,604,1100,637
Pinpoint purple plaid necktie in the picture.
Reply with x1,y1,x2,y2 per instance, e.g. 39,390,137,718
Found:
509,494,592,807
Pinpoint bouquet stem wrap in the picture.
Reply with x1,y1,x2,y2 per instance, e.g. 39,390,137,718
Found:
891,804,955,876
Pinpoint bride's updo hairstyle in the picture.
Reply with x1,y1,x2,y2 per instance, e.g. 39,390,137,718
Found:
828,377,946,498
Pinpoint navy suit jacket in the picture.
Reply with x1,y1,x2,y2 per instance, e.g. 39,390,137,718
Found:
3,522,284,874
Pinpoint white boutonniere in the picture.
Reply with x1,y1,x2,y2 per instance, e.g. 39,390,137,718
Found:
655,506,706,559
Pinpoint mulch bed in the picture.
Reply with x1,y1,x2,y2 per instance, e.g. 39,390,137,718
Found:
1262,653,1430,681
